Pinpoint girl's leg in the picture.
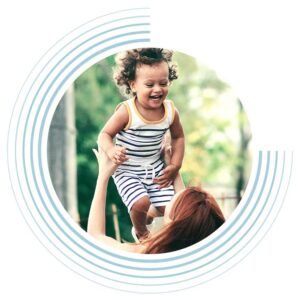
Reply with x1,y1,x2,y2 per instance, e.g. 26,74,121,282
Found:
146,205,165,224
146,205,160,225
155,206,165,215
130,195,151,240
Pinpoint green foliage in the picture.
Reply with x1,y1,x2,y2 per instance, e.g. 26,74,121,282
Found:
75,56,134,241
169,52,251,189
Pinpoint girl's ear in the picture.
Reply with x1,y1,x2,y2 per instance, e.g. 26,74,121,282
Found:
129,80,136,93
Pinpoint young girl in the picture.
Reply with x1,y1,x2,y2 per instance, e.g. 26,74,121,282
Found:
98,48,185,241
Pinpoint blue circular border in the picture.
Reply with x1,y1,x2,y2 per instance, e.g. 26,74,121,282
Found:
7,7,294,293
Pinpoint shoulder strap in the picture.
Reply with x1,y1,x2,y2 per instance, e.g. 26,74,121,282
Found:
165,100,176,125
115,100,132,131
117,98,176,129
125,98,148,128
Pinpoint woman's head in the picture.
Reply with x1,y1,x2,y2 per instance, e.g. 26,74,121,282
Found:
114,48,178,96
144,187,225,254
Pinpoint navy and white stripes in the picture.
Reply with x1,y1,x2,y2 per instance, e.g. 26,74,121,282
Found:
113,98,176,210
116,128,167,160
113,168,175,211
115,98,175,166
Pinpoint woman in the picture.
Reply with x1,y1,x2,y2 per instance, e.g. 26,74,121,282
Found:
87,147,225,254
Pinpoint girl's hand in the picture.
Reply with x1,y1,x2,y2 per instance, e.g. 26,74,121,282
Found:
107,146,128,165
92,147,118,178
153,164,180,189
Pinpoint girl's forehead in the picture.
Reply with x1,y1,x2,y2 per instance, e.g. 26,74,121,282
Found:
135,62,169,78
137,61,167,68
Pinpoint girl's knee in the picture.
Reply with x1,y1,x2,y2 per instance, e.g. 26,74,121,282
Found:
155,206,166,215
131,196,151,214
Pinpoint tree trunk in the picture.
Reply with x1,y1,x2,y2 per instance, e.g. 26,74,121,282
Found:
47,85,79,223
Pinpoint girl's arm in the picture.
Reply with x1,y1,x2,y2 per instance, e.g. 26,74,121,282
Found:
98,103,129,165
169,110,185,169
87,149,141,253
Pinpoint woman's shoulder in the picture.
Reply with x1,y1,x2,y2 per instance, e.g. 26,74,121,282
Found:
97,234,145,253
121,242,146,253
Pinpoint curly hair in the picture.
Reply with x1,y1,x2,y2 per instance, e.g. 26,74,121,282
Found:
113,48,178,96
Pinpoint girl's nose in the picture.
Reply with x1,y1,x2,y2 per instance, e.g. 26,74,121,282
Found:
153,84,162,92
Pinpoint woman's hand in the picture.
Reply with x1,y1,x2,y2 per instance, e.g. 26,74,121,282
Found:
92,145,118,178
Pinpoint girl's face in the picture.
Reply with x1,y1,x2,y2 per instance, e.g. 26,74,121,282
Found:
129,62,169,109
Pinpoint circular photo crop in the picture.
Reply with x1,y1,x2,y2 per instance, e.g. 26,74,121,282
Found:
47,48,252,252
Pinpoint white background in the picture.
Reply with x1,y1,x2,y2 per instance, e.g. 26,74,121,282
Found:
1,0,300,299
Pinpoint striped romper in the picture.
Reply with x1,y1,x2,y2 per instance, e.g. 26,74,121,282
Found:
113,97,176,212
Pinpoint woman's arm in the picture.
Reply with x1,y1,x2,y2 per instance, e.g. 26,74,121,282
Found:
87,169,109,236
87,149,116,236
173,172,185,193
87,149,141,253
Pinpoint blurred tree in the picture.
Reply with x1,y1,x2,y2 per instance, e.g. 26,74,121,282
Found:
74,56,134,241
169,52,251,195
48,85,79,223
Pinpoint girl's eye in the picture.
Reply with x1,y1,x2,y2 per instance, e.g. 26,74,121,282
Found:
144,82,168,87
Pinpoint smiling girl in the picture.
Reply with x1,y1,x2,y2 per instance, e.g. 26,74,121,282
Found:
98,48,185,241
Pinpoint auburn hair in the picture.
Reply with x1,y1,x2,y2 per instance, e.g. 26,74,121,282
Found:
143,187,225,254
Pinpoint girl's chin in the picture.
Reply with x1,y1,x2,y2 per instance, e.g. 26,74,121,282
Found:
148,101,163,108
148,97,164,104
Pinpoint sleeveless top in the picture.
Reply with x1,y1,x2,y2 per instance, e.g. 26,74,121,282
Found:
115,98,175,168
